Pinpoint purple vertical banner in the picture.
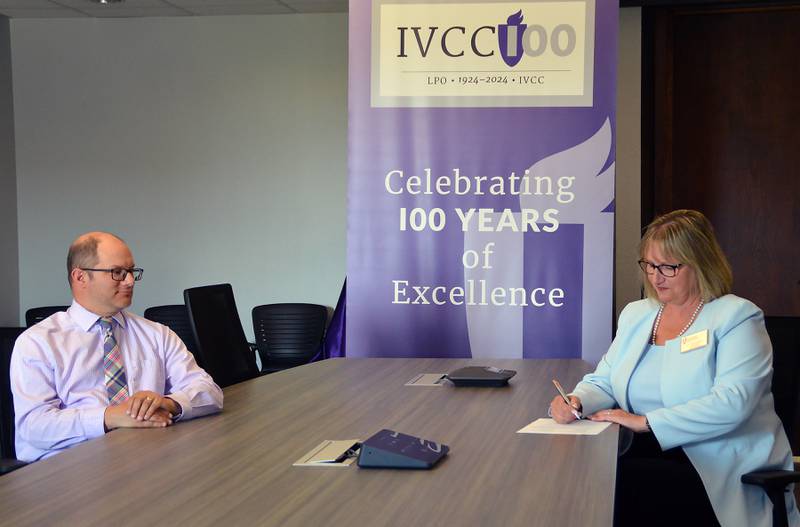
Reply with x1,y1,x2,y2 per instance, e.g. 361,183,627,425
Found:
348,0,617,363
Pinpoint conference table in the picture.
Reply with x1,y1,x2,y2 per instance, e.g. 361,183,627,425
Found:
0,358,619,526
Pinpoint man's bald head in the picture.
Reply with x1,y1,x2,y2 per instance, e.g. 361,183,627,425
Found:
67,232,127,287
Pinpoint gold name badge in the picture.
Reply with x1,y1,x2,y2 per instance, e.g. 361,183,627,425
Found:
681,330,709,353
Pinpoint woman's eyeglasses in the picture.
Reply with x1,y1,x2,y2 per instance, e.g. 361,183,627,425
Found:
637,260,682,278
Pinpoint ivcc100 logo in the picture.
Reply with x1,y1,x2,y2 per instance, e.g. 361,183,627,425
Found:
395,10,578,67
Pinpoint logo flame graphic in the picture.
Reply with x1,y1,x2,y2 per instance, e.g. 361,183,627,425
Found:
507,10,523,25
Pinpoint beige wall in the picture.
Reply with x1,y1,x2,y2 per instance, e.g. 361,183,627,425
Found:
11,15,347,335
0,16,18,326
615,7,643,319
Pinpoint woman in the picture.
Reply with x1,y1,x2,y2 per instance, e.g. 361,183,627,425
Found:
549,209,799,527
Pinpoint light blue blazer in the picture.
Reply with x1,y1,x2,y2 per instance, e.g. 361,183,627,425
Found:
572,294,799,527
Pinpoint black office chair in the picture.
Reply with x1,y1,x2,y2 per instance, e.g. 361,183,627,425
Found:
24,306,69,328
0,327,27,475
252,303,327,373
184,284,260,388
144,304,203,368
742,316,800,527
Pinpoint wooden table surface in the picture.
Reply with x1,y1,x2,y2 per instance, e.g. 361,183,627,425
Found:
0,358,618,526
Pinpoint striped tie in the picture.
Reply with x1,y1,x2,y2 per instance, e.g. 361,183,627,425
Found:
99,317,129,404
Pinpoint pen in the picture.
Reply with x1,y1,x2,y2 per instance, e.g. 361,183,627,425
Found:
552,379,582,421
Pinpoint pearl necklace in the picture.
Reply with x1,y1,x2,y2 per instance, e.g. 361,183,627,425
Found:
651,299,704,345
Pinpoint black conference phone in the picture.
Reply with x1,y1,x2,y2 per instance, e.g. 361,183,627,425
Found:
357,429,449,469
445,366,516,387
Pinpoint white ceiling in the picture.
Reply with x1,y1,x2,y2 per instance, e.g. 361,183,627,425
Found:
0,0,348,18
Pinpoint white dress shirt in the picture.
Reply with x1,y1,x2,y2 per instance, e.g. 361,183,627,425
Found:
11,300,223,462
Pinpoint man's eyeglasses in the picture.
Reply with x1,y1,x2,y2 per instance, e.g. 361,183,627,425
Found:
80,267,144,282
637,260,683,278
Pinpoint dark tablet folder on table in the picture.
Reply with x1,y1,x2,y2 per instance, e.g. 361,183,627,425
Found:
357,429,449,469
445,366,516,387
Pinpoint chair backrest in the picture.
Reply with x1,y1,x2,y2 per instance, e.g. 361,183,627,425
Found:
143,305,202,368
183,284,259,388
252,303,327,369
25,306,69,328
0,327,25,460
766,316,800,453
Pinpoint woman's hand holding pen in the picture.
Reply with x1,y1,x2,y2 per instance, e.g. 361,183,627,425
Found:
549,395,583,424
589,408,649,433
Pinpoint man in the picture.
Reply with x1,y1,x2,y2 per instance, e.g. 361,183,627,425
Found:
10,231,223,462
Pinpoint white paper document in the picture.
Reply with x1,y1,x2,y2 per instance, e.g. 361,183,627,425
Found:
405,373,447,386
293,439,361,467
517,418,611,435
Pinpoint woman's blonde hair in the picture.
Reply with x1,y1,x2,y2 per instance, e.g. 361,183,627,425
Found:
639,209,732,302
